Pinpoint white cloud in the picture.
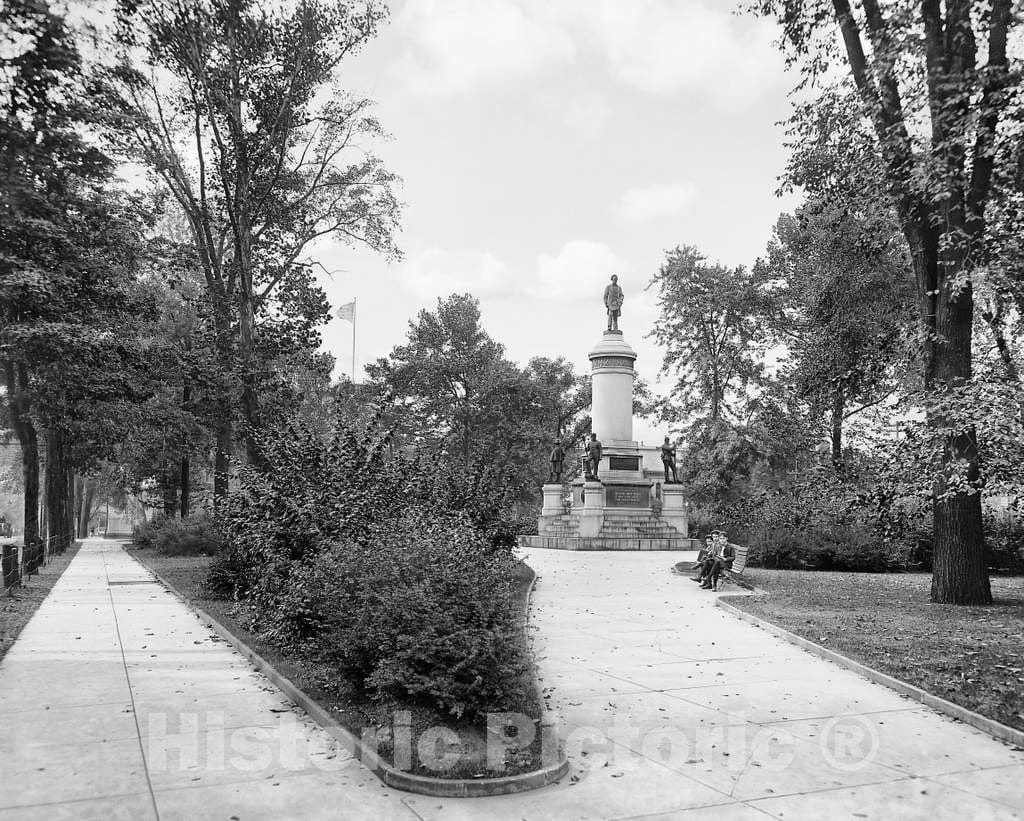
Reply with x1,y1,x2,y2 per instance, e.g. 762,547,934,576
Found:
616,181,697,223
531,240,626,299
400,247,510,300
579,0,784,101
564,92,612,131
388,0,784,105
390,0,576,97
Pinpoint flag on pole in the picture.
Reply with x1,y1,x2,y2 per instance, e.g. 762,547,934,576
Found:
336,301,356,322
337,299,358,381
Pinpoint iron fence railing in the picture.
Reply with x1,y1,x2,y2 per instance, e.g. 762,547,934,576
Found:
1,536,67,594
1,543,17,593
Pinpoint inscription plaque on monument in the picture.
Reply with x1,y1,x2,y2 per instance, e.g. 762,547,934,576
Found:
608,455,641,471
605,484,651,508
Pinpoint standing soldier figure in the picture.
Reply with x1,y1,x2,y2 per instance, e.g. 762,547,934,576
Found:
603,274,624,332
548,440,565,483
660,436,678,483
584,433,603,480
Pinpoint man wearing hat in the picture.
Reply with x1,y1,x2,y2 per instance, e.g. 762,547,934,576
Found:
692,530,734,589
690,533,715,578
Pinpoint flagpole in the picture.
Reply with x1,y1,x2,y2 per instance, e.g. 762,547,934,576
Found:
351,298,357,384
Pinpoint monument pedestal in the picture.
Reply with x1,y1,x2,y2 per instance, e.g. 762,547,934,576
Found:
540,484,564,517
578,481,605,537
661,484,689,537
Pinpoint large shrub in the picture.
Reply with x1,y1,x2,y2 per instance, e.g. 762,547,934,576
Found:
300,510,530,718
719,468,912,572
984,513,1024,574
208,412,534,718
133,513,168,548
209,420,402,606
210,414,527,594
412,454,531,551
746,524,910,571
134,514,220,556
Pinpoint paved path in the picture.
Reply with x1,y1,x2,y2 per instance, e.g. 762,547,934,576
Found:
1,541,1022,820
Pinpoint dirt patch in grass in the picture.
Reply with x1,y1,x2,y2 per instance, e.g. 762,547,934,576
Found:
130,545,546,779
729,568,1024,733
0,543,81,663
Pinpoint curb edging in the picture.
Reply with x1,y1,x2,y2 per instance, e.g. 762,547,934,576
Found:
129,545,569,797
715,595,1024,749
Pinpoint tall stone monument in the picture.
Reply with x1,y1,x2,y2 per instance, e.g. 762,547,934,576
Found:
520,276,694,551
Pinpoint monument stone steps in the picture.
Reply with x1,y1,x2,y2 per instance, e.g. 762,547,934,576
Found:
537,512,685,540
518,533,699,551
541,524,580,537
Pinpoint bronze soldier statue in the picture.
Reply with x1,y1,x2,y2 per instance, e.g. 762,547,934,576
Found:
584,433,603,480
548,440,565,483
660,436,678,483
603,274,624,332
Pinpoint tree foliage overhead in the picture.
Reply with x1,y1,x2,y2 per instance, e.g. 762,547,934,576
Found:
524,356,591,446
647,246,767,426
1,0,153,546
109,0,401,482
367,294,521,460
760,197,917,459
366,294,593,505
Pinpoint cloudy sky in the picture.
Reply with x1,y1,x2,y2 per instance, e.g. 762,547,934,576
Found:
317,0,801,443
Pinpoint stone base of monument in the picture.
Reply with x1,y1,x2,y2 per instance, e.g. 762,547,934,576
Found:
520,474,696,552
518,535,701,551
518,507,699,551
540,483,564,517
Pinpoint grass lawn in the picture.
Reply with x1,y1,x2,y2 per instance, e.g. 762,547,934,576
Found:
729,568,1024,733
0,542,81,663
130,545,545,779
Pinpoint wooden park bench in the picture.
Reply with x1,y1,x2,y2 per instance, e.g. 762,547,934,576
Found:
715,543,753,591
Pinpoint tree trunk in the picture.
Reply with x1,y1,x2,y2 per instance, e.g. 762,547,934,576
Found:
23,437,40,546
80,478,96,536
829,0,997,607
238,290,263,468
923,232,991,605
162,465,178,518
181,381,191,517
180,455,190,518
38,465,47,545
931,449,989,603
74,475,84,537
212,307,234,502
3,362,40,545
830,382,844,463
214,417,231,501
44,429,70,553
66,466,75,541
981,308,1020,383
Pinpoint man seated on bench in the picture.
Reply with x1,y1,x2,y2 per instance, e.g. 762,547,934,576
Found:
691,531,724,583
692,531,734,589
690,534,715,578
704,539,735,589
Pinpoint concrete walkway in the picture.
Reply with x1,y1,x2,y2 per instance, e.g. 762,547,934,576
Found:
0,541,1021,820
0,540,414,820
